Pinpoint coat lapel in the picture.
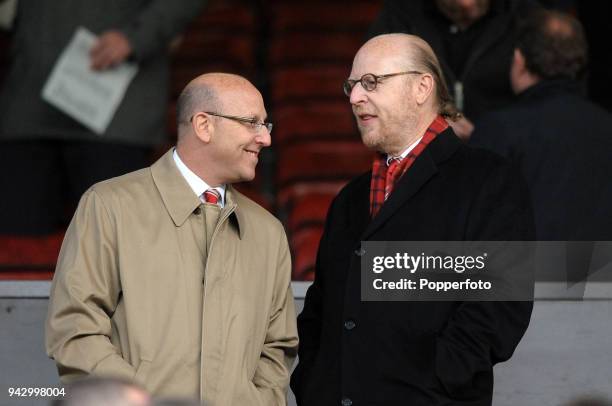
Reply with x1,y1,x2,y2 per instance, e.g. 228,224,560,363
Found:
360,128,462,240
151,149,202,227
361,153,437,240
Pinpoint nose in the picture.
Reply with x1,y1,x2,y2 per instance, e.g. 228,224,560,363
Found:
256,126,272,147
349,82,368,106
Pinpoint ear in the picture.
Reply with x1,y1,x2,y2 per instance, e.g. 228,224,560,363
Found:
191,112,214,143
414,73,434,106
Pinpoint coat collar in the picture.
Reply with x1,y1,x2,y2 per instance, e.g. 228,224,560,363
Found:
151,149,244,238
517,79,580,102
360,127,462,240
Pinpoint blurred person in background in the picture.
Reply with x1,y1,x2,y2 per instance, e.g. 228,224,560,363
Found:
0,0,204,235
470,9,612,241
368,0,538,140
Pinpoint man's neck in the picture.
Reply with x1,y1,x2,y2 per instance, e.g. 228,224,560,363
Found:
175,144,222,187
388,111,439,157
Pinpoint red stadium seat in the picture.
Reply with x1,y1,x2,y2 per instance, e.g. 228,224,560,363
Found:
270,2,382,33
273,101,358,145
277,141,373,186
169,2,257,128
269,32,364,67
276,141,373,205
0,233,64,280
278,180,348,209
271,66,349,104
290,226,324,281
287,193,335,233
234,183,274,212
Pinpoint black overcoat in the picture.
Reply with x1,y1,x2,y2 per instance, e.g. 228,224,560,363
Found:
291,128,535,406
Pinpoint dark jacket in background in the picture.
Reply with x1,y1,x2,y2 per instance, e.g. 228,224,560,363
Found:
470,80,612,241
368,0,536,120
291,128,535,406
0,0,204,146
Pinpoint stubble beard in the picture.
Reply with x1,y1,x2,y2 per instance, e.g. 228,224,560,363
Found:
359,125,386,153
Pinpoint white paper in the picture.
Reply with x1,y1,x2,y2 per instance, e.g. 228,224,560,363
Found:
42,27,138,135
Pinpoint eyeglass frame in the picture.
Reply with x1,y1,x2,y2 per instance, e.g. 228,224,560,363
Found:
191,111,273,133
343,71,423,97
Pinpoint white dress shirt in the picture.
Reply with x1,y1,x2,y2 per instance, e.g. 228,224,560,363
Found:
386,136,423,165
173,149,226,207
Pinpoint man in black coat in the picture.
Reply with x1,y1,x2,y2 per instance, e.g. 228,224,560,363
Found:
470,9,612,241
290,33,534,406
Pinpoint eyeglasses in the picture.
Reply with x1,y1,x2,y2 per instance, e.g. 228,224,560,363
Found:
194,112,273,133
343,71,423,96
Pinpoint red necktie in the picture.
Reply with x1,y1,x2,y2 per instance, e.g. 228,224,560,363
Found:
384,158,401,201
203,189,221,205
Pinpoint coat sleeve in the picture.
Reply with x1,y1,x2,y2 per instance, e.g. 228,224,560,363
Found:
45,188,135,382
119,0,206,62
250,227,299,406
435,158,535,398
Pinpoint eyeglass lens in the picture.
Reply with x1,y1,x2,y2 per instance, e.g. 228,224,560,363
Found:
343,73,380,96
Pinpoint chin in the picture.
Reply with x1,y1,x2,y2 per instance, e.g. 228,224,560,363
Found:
238,171,256,183
360,133,382,151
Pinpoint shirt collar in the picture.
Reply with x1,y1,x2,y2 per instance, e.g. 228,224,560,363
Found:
386,136,423,166
173,148,226,207
151,149,243,238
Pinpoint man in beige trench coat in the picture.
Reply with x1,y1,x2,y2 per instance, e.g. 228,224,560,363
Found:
45,73,299,406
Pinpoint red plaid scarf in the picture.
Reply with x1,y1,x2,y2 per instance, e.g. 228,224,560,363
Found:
369,115,448,217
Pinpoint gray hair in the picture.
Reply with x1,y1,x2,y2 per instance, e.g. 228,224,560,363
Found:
176,83,221,129
409,40,461,120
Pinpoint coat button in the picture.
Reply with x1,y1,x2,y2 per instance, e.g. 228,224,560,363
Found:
354,248,366,256
344,320,356,330
341,397,352,406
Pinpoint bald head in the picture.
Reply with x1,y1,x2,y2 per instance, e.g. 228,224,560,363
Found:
174,72,270,186
356,33,431,67
356,34,409,67
354,34,458,120
176,73,261,137
348,34,455,155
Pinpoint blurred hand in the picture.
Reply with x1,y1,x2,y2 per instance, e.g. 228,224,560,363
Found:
447,116,474,141
90,31,132,71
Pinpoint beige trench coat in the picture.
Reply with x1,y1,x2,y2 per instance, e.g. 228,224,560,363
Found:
45,150,298,405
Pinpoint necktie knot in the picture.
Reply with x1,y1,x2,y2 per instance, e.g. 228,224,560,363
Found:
384,158,402,200
203,188,221,205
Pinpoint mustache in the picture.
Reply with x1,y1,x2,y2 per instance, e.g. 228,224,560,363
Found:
352,108,376,116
